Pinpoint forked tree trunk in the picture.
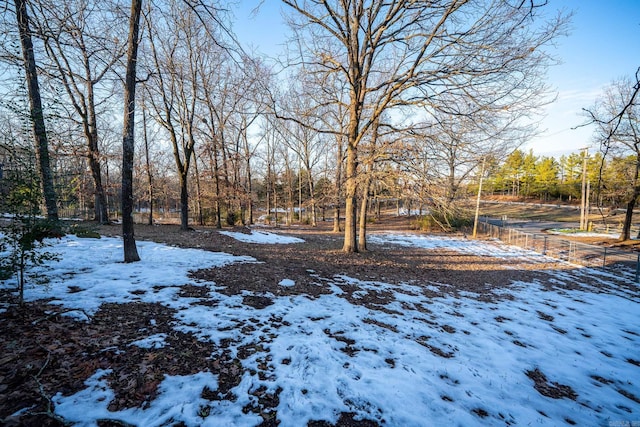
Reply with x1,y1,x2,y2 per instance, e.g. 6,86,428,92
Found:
121,0,142,262
15,0,58,221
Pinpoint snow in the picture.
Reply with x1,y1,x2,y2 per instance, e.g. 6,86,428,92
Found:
6,235,255,318
219,229,305,244
368,232,543,259
547,228,621,238
278,278,295,287
2,232,639,426
129,333,168,349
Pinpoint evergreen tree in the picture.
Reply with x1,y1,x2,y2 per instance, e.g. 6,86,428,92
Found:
534,156,559,200
521,150,538,197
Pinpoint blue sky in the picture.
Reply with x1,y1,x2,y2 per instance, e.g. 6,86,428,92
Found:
232,1,640,157
527,0,640,156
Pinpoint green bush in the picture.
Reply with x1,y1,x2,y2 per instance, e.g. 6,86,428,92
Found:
69,224,101,239
0,217,62,306
413,212,472,232
0,160,64,306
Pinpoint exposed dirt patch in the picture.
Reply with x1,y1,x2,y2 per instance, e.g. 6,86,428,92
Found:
525,368,578,400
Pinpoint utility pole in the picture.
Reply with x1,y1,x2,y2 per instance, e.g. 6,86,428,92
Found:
580,148,588,231
472,157,486,238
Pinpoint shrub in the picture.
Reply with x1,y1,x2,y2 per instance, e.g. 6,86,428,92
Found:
0,159,63,306
0,217,62,306
69,224,101,239
226,210,242,226
413,211,472,232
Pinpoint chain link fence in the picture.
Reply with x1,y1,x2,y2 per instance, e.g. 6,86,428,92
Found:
477,219,640,282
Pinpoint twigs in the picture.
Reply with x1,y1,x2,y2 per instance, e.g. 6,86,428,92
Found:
27,350,71,426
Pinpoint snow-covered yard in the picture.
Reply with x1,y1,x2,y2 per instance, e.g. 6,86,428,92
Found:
1,230,639,426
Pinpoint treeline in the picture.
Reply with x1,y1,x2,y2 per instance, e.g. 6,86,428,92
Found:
4,1,638,252
485,149,634,208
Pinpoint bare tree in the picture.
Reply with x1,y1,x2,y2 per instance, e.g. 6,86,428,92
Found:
282,0,566,252
584,71,640,241
406,99,535,227
197,55,262,226
273,79,329,226
31,0,125,224
121,0,142,262
141,103,155,225
145,2,205,231
13,0,58,221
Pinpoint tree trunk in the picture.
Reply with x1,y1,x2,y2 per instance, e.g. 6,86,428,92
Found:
179,173,189,230
620,197,637,241
447,158,457,208
283,158,293,225
273,182,278,226
121,0,142,263
210,143,222,228
343,141,358,252
307,169,317,227
86,79,109,223
192,151,203,226
15,0,58,221
358,169,372,252
142,106,154,225
333,136,343,233
244,134,254,225
247,164,253,225
88,135,109,223
621,159,640,241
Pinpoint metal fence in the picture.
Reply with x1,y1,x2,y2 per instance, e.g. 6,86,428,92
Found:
476,219,640,282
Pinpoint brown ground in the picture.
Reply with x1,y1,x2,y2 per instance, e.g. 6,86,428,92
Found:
0,215,623,426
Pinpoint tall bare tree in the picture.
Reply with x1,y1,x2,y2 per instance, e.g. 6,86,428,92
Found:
145,2,202,231
121,0,142,262
32,0,125,224
274,79,328,226
13,0,58,221
585,71,640,241
283,0,566,252
145,1,234,230
406,99,534,227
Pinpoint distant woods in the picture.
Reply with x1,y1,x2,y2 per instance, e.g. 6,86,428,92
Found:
485,148,636,208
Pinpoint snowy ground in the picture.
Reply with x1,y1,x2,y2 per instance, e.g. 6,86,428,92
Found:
2,230,640,426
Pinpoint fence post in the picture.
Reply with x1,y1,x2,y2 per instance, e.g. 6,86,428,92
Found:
543,236,548,255
568,241,573,263
636,254,640,283
603,247,607,269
